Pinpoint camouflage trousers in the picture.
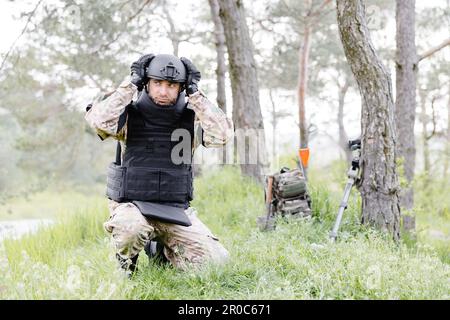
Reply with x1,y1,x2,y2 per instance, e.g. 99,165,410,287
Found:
104,200,229,270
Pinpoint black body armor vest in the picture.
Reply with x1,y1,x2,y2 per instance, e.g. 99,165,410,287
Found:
106,91,195,208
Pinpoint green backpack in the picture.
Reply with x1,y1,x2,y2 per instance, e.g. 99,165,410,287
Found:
273,167,311,216
257,167,311,231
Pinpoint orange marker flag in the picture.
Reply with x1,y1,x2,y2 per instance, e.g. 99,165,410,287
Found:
299,148,310,168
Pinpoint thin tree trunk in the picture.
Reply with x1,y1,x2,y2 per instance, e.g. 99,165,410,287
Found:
336,0,401,241
298,20,311,150
395,0,417,233
419,90,431,178
218,0,268,182
208,0,227,113
296,0,331,177
162,1,180,56
269,88,277,160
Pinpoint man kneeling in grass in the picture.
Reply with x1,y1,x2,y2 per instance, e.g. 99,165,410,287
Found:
85,53,234,276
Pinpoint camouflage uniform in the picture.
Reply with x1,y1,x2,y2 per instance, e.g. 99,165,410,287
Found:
85,76,234,270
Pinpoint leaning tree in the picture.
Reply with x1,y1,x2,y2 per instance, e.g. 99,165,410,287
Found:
336,0,401,240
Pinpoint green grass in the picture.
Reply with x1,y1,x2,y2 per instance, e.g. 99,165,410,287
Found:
413,173,450,264
1,165,449,299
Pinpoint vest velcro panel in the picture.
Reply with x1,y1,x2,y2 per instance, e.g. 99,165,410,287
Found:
106,164,192,203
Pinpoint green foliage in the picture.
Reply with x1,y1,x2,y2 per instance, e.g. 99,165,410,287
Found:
413,174,450,264
1,167,449,299
396,157,410,190
191,166,264,231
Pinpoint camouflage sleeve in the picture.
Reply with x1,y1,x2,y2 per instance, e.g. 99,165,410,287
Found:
85,76,137,141
188,90,234,150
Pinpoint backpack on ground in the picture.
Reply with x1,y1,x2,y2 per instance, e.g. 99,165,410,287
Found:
257,167,312,231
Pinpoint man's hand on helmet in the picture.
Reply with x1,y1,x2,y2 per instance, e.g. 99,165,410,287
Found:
180,57,201,96
130,54,155,91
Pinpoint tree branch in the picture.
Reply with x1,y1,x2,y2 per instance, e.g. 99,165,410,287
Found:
310,0,332,18
426,94,443,140
86,74,107,92
90,0,153,54
118,0,135,11
309,0,332,26
0,0,43,73
417,37,450,63
252,18,290,39
125,0,153,23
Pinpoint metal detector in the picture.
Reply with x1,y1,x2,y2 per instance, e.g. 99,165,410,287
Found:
329,139,361,242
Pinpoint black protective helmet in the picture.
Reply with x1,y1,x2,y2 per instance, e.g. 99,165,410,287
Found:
146,54,187,83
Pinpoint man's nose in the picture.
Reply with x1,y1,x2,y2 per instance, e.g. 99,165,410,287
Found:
158,85,168,95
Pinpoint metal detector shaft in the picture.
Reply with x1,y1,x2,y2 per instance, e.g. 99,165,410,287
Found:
329,166,358,242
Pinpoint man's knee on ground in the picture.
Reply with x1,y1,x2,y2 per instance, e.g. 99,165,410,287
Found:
209,244,229,265
110,223,154,256
196,238,229,266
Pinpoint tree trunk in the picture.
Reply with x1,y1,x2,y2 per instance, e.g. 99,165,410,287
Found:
338,79,352,162
298,20,311,150
336,0,401,241
296,0,331,177
208,0,227,113
218,0,267,182
209,0,228,166
395,0,417,232
162,1,180,56
269,88,277,160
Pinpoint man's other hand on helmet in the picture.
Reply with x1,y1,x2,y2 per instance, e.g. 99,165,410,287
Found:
180,57,201,96
130,54,155,91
